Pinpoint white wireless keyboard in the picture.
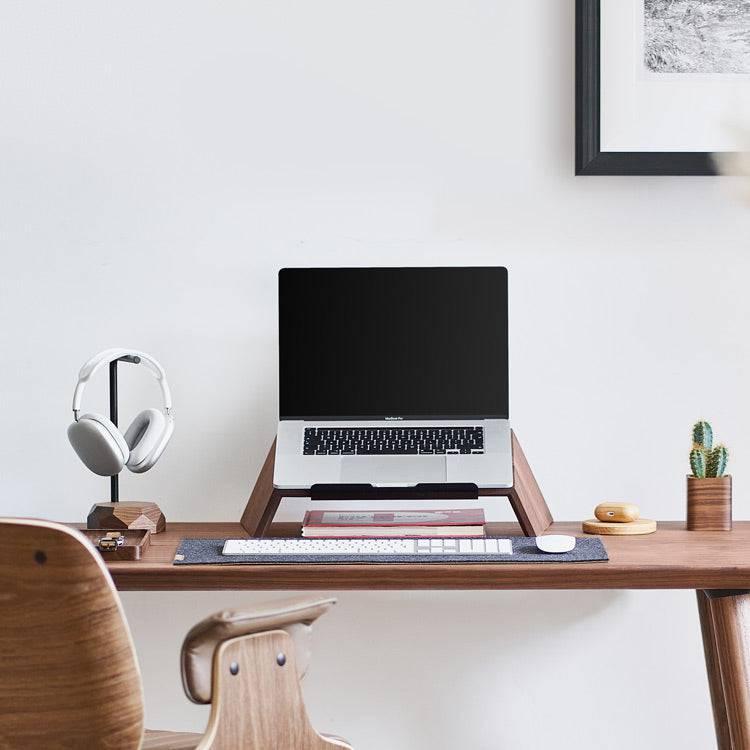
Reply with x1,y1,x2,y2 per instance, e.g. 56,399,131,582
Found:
221,537,513,563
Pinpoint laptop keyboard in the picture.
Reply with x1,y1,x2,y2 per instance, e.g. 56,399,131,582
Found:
303,426,484,455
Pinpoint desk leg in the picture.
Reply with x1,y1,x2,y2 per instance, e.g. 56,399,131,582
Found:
698,590,734,749
700,590,750,749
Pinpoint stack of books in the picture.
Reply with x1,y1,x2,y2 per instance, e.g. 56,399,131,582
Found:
301,509,486,538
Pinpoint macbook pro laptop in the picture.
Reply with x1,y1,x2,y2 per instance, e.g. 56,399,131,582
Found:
273,267,512,489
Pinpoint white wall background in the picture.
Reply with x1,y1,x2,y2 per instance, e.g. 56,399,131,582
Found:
2,1,750,747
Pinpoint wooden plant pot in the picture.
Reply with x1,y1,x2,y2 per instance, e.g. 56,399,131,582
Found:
686,475,732,531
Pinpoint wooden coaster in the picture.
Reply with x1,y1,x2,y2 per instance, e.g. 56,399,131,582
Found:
582,518,657,535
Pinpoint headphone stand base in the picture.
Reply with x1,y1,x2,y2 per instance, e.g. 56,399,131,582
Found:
87,500,166,535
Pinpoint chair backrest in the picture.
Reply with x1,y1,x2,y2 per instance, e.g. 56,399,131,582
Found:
0,518,144,749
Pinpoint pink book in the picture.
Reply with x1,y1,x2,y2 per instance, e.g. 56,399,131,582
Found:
302,509,486,538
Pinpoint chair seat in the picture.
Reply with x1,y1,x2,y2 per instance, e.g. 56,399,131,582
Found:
142,729,202,749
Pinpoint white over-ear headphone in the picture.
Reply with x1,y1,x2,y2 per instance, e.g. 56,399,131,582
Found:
67,348,175,476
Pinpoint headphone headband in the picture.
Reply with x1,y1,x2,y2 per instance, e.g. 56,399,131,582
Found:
72,348,172,418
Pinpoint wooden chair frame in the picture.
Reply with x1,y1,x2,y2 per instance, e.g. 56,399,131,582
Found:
196,630,349,749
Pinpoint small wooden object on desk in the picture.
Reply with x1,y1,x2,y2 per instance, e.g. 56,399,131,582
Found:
87,501,166,534
583,502,657,535
594,502,639,523
583,517,657,535
81,528,151,560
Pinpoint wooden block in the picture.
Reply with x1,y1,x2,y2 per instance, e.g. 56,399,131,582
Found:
594,502,640,523
582,518,656,535
80,528,151,560
87,501,166,534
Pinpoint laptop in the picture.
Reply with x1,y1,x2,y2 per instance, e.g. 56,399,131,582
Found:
273,267,512,489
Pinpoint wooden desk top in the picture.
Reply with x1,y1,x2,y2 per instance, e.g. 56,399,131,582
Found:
92,521,750,591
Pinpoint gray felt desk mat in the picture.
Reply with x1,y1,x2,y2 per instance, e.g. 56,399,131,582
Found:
173,536,608,565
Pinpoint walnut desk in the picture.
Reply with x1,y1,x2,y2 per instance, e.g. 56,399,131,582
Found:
99,521,750,749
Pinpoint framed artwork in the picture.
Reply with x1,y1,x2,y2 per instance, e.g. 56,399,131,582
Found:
576,0,747,175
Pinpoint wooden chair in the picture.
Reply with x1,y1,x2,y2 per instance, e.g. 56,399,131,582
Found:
0,518,352,750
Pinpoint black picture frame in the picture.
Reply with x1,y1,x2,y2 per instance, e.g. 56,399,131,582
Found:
575,0,721,176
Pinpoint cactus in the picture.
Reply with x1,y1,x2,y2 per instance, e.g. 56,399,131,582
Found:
707,445,729,478
693,421,713,452
689,421,729,478
690,448,707,478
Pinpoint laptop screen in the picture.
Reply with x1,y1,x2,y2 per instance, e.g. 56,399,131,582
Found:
279,267,508,420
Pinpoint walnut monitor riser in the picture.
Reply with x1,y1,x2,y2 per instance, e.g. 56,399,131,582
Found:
240,431,553,538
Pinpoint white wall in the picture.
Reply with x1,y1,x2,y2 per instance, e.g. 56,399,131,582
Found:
2,1,750,747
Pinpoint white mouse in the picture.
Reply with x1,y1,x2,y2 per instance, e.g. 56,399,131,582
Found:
535,534,576,554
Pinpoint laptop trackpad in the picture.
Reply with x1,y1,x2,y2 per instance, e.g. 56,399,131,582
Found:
340,456,446,485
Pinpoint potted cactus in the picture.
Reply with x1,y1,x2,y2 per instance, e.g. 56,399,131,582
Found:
687,421,732,531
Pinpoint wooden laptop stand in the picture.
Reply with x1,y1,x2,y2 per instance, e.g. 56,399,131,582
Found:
240,431,553,537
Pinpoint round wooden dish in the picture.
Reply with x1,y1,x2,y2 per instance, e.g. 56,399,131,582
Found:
582,518,657,535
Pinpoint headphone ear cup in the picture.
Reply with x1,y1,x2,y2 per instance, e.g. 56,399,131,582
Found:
67,413,129,476
124,409,170,473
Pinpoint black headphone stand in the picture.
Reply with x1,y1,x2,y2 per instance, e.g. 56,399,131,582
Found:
86,355,166,535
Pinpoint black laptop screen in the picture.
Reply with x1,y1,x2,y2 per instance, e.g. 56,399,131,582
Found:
279,267,508,420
